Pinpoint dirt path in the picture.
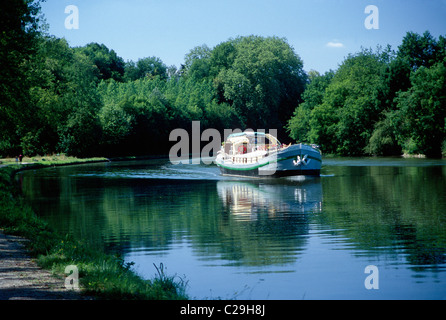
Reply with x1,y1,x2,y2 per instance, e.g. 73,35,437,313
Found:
0,231,88,300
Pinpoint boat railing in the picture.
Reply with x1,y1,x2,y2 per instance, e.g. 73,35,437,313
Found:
222,149,272,164
230,155,262,164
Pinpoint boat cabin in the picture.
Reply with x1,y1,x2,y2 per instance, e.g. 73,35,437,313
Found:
222,132,282,163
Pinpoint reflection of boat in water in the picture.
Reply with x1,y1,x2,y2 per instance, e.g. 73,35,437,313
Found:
215,132,322,178
216,178,323,266
217,178,322,220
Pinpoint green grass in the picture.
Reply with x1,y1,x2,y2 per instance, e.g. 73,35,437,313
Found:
0,161,189,300
0,154,109,167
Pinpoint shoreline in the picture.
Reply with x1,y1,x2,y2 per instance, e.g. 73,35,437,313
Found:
0,230,90,300
0,159,102,300
0,157,188,300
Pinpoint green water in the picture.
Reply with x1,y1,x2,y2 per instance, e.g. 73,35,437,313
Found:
17,157,446,299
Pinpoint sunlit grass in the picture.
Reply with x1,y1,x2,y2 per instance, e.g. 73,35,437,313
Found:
0,153,109,166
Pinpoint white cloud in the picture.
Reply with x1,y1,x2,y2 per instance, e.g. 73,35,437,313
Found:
326,41,344,48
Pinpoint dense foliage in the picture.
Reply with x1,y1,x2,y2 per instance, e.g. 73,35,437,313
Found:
1,1,445,158
288,32,446,157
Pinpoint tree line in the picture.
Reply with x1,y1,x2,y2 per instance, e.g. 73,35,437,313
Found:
1,0,445,158
287,32,446,158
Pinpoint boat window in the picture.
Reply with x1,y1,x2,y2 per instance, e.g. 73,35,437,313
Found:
224,142,232,154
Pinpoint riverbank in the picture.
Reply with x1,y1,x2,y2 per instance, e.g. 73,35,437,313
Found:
0,231,89,300
0,154,110,167
0,156,188,300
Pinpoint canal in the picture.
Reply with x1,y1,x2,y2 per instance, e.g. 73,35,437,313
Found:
17,157,446,299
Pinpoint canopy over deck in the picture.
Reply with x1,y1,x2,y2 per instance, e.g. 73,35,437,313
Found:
225,132,281,146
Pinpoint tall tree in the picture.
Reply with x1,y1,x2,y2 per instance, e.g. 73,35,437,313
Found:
57,49,103,156
124,56,168,81
377,31,446,157
76,42,125,82
213,36,306,138
287,70,334,143
397,31,439,71
294,49,387,155
392,61,446,157
0,0,44,156
23,36,103,156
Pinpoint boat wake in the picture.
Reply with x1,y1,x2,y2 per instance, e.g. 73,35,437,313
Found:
72,157,324,183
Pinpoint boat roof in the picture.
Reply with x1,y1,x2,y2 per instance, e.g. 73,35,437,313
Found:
226,131,280,144
227,131,267,138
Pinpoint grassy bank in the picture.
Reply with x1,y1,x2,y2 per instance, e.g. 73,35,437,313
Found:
0,158,188,300
0,154,109,166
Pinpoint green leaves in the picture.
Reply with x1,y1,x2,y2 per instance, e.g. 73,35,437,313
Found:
287,32,446,157
207,36,306,135
124,56,168,81
76,42,125,82
2,2,444,160
289,49,386,155
393,62,446,157
0,0,43,156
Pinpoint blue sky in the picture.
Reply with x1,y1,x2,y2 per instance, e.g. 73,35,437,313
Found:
41,0,446,73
